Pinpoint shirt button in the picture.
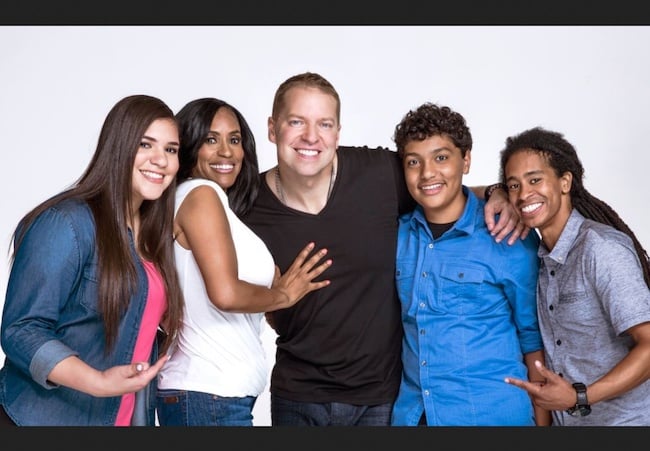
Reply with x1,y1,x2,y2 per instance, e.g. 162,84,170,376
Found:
556,339,562,345
419,302,426,308
428,243,433,249
549,305,554,311
421,360,427,366
424,390,430,396
458,272,464,279
550,270,555,276
420,329,426,335
422,272,427,278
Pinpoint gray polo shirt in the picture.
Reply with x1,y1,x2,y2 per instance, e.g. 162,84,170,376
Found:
537,209,650,426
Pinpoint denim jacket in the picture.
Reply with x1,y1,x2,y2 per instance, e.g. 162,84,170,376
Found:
0,198,158,425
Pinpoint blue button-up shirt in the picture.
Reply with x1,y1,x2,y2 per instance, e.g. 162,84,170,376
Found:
391,187,542,426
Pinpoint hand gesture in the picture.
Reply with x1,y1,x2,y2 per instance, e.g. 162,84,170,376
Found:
93,354,171,397
505,360,576,411
272,242,332,307
48,353,171,398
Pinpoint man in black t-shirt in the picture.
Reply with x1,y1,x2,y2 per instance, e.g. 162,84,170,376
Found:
242,72,526,426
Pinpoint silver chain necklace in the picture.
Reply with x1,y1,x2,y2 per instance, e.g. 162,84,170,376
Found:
275,162,336,206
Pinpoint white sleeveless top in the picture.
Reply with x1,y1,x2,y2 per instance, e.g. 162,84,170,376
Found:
158,178,275,396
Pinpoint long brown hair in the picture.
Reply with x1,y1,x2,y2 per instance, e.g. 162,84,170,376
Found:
11,95,183,352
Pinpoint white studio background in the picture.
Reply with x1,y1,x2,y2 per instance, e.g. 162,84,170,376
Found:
1,26,649,426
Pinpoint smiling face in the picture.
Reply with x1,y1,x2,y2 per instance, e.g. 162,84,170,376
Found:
504,149,573,247
268,86,340,178
131,117,179,208
191,107,244,190
403,134,470,223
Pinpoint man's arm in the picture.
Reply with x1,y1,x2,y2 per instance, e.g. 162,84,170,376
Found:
469,183,530,245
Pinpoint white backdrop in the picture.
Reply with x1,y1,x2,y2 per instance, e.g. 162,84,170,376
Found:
1,26,649,426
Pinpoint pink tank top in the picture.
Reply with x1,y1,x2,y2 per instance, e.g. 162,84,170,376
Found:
115,260,167,426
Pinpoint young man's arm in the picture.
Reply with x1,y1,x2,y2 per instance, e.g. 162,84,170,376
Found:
470,183,530,245
523,350,553,426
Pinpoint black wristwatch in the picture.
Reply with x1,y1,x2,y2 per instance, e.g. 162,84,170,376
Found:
566,382,591,417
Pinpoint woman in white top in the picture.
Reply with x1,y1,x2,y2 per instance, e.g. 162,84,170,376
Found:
156,98,332,426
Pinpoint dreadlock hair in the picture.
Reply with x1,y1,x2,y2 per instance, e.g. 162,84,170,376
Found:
499,126,650,288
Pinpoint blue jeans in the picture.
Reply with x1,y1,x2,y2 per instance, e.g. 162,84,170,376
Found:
271,394,392,426
156,389,257,426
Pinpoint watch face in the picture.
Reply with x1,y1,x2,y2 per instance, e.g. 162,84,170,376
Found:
569,382,591,416
568,405,592,417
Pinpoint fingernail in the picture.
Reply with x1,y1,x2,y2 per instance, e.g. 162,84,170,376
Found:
136,363,143,372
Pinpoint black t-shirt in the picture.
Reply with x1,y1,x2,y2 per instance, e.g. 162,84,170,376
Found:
242,146,415,405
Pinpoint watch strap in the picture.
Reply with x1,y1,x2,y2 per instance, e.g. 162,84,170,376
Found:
573,382,588,406
567,382,591,417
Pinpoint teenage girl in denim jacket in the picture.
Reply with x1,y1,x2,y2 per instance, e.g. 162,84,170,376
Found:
0,95,184,426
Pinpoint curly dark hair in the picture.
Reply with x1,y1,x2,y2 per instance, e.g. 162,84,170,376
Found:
499,126,650,288
393,102,472,158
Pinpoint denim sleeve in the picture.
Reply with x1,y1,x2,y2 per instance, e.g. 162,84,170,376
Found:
30,340,78,388
1,207,82,388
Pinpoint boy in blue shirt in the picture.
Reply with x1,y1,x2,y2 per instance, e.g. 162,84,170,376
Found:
391,103,550,426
